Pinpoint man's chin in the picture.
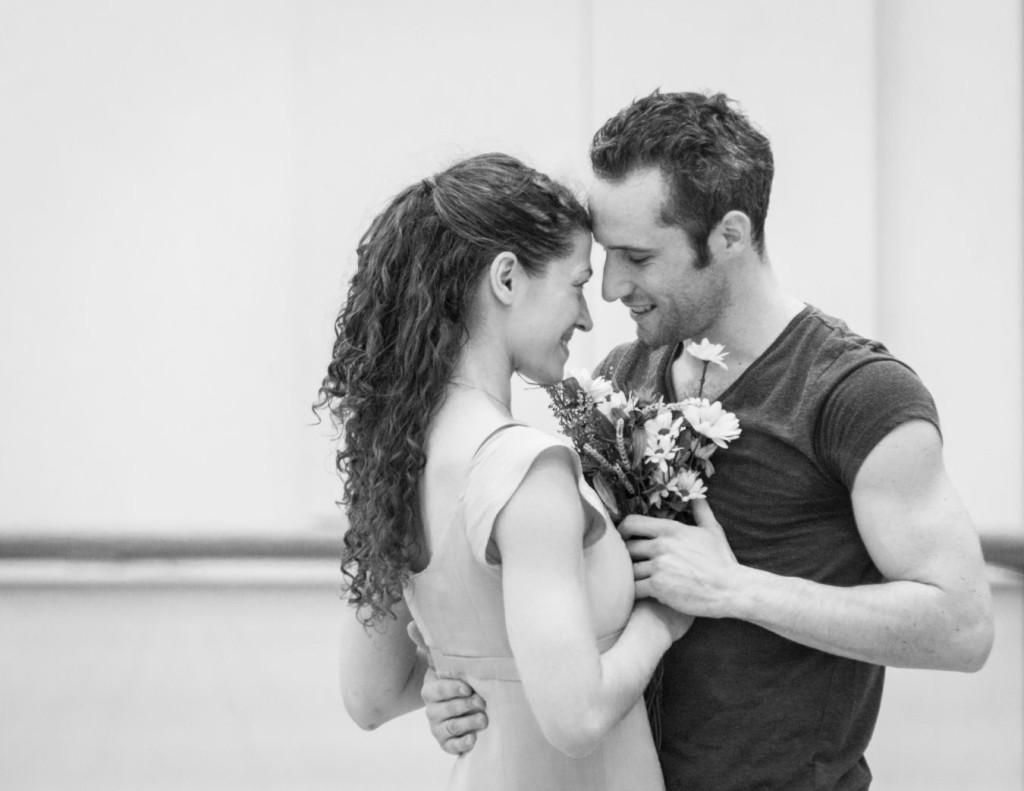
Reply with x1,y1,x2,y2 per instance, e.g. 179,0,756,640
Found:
635,324,672,349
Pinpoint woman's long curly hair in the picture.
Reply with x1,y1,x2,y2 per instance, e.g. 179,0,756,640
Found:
316,153,589,626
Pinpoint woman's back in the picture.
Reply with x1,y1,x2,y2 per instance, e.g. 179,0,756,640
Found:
326,154,681,790
406,398,663,790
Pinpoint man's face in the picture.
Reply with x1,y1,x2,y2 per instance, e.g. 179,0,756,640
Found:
589,168,726,347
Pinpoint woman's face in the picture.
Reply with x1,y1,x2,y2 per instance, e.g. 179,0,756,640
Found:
510,231,594,385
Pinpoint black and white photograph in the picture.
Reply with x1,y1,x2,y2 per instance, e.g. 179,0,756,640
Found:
1,2,1021,789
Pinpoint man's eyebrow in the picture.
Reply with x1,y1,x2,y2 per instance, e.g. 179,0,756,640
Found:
602,244,654,253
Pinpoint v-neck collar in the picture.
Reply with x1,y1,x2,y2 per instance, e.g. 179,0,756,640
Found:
660,305,812,404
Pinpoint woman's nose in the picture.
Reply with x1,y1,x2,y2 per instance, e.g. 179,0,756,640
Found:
577,296,594,332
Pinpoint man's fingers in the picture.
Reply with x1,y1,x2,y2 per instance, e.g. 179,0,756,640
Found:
407,620,436,670
443,711,488,737
429,710,489,752
423,692,482,723
618,514,661,539
625,538,654,561
407,620,427,651
632,559,652,580
691,498,720,531
441,733,478,756
421,676,476,705
691,499,735,559
635,578,654,599
424,693,487,725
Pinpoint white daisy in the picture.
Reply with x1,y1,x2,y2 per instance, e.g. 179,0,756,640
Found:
648,466,707,508
682,399,742,448
570,368,614,401
670,468,708,502
643,410,684,469
596,389,631,419
686,338,729,369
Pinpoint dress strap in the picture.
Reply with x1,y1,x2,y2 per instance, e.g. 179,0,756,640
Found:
470,421,526,460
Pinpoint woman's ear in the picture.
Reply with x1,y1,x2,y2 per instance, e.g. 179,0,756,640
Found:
488,251,519,306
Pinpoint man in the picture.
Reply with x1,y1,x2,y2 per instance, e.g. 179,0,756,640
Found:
416,91,994,790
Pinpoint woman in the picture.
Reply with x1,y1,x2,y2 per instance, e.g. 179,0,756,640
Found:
317,153,690,790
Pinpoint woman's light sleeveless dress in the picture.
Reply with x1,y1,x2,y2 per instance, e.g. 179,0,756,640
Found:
405,422,664,791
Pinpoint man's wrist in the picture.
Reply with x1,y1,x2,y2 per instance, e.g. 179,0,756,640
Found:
721,563,769,621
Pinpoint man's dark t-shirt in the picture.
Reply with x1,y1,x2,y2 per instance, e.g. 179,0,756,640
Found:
595,305,940,791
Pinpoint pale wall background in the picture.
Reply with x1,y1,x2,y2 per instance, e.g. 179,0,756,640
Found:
1,3,1021,790
0,0,1020,543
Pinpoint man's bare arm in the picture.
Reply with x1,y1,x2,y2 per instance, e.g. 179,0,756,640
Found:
625,420,994,670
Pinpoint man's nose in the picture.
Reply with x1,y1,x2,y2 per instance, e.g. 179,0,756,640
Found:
601,255,631,303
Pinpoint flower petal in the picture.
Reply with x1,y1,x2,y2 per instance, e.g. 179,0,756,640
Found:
686,338,729,369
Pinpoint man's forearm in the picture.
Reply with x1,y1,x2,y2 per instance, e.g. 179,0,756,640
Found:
724,565,992,671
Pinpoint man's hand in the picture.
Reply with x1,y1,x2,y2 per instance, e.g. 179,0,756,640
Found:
620,498,741,618
407,621,489,755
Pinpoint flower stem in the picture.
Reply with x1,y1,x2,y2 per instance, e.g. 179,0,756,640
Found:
582,443,635,495
698,361,709,398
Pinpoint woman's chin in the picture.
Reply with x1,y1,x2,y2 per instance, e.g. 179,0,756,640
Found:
517,366,565,387
541,368,567,386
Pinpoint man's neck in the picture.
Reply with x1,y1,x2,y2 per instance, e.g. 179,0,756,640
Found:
671,283,804,402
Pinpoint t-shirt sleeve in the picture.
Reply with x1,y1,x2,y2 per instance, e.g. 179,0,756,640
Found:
462,427,577,567
816,359,941,489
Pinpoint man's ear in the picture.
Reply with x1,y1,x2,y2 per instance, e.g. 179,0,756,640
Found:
715,210,752,252
488,251,519,305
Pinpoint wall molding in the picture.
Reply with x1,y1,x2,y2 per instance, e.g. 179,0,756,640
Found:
1,530,1020,572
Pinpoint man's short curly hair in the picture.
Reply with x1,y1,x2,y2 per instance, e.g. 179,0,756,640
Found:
591,90,773,268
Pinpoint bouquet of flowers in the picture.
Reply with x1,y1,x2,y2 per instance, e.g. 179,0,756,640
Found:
546,339,742,524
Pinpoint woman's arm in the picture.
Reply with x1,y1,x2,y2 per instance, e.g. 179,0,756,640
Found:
339,599,429,730
496,446,691,758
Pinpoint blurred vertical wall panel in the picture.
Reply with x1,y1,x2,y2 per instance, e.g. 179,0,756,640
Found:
0,1,1019,540
0,0,303,531
876,0,1023,538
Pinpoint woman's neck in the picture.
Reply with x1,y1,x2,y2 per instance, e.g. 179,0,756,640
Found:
450,342,514,411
